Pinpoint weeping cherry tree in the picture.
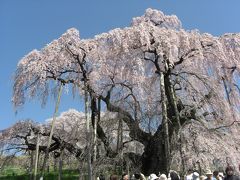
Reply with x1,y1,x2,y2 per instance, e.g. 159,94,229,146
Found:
13,9,240,175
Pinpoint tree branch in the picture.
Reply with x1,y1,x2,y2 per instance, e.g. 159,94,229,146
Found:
100,88,152,146
174,48,199,66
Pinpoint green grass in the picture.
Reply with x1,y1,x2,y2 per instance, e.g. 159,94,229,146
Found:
0,168,80,180
0,166,25,177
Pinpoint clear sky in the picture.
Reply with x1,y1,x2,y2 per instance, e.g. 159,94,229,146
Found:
1,0,240,130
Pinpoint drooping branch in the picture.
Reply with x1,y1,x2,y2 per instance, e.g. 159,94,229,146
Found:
100,87,152,146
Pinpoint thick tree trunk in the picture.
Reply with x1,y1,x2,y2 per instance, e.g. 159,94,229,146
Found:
141,136,166,175
164,75,181,130
164,74,182,158
139,72,172,176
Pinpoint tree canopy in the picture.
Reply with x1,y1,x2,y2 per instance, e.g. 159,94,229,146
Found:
12,8,240,175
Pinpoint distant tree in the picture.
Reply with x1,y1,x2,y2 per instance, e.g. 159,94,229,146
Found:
13,9,240,175
1,109,135,175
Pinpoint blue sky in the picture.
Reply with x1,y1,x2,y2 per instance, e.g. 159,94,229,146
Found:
1,0,240,130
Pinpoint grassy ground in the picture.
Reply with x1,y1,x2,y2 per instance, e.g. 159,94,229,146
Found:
0,167,80,180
